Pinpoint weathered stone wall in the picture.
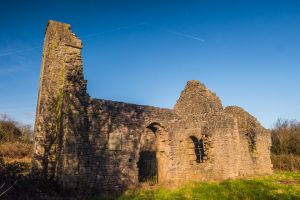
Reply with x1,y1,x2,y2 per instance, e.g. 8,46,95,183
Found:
224,106,273,176
32,20,85,180
83,99,178,191
32,20,272,193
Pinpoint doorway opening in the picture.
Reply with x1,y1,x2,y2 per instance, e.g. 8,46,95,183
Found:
137,151,158,185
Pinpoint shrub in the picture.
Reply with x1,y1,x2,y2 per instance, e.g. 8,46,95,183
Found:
270,119,300,171
0,117,22,142
271,119,300,155
0,114,33,143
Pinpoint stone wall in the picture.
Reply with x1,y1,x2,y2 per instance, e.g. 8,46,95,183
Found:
32,20,273,193
224,106,273,176
32,20,85,180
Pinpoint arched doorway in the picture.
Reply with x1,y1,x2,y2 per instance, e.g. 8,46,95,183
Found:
137,123,163,185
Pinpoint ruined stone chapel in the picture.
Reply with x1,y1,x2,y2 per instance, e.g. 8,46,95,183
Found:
32,20,273,192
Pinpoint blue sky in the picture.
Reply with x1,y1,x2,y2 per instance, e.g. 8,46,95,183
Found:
0,0,300,128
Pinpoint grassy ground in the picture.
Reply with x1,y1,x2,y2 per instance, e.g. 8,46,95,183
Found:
0,142,299,199
115,172,300,200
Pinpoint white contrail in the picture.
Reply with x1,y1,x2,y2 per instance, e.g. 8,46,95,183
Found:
0,46,41,57
80,27,124,38
0,22,204,58
166,30,205,42
147,24,205,42
80,22,147,38
0,22,148,58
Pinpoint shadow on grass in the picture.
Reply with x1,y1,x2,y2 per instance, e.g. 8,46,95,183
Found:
0,157,65,200
1,160,299,200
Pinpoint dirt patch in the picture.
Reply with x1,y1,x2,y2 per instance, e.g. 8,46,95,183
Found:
277,180,300,185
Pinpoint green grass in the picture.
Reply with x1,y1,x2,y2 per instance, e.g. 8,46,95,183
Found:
116,172,300,200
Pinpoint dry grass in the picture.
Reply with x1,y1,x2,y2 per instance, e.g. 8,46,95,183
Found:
0,142,32,175
0,142,32,159
272,154,300,171
3,156,32,164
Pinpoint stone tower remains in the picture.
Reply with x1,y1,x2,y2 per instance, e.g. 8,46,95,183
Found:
32,20,272,192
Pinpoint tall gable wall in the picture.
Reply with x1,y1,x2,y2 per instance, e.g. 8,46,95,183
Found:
32,20,86,179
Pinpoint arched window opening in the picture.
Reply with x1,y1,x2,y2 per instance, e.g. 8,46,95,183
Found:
146,122,163,133
190,136,205,163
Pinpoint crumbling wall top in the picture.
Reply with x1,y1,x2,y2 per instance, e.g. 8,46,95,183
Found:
174,80,223,116
224,106,262,129
45,20,82,49
224,106,269,139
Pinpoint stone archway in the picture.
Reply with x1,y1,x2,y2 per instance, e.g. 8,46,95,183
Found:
138,122,167,185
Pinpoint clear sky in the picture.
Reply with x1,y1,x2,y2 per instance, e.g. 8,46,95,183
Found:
0,0,300,128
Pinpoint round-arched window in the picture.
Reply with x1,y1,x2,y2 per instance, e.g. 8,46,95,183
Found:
190,136,205,163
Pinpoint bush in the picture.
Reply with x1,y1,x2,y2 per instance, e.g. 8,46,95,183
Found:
0,114,33,143
270,119,300,171
0,118,22,142
271,119,300,155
